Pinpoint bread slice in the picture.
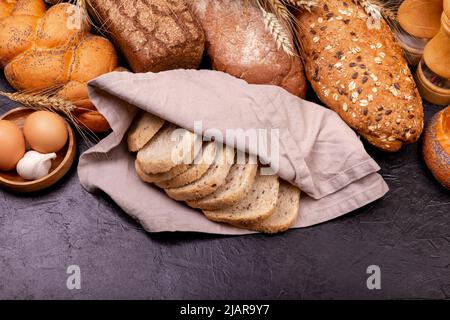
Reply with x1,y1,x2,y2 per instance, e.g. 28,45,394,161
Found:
186,156,258,210
164,146,235,201
127,111,165,152
203,172,279,225
137,124,201,174
135,160,190,184
233,181,300,234
156,142,217,189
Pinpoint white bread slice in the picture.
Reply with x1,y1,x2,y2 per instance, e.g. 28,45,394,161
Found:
137,124,201,174
164,145,235,201
203,172,279,225
234,181,300,234
135,160,190,184
186,156,258,210
156,142,217,189
127,112,165,152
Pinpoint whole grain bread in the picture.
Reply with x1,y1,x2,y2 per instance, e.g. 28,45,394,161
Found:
137,124,201,174
127,112,165,152
88,0,205,73
156,142,218,189
186,156,258,210
189,0,307,98
296,0,423,152
233,180,300,234
203,172,279,225
164,146,235,201
135,160,190,184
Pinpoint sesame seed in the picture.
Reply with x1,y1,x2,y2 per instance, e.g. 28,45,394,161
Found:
348,81,356,90
313,36,320,43
343,103,348,112
359,100,368,107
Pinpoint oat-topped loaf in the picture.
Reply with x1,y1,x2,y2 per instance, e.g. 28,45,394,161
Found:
296,0,424,152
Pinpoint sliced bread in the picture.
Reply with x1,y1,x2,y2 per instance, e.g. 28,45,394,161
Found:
233,181,300,234
164,146,235,201
186,156,258,210
156,141,218,189
127,112,165,152
135,160,191,184
203,172,279,225
137,124,201,174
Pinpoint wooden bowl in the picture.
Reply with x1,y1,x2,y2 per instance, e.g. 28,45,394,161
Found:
0,108,77,193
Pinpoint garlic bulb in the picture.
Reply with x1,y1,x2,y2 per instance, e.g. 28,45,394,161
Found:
16,151,57,180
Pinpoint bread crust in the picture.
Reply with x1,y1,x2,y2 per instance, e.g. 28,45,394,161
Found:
423,106,450,189
296,0,423,151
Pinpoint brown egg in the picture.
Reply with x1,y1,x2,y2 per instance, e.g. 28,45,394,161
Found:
23,111,68,153
0,120,26,171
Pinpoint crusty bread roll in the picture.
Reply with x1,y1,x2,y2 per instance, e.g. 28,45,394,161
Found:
423,106,450,189
0,0,119,132
296,0,424,151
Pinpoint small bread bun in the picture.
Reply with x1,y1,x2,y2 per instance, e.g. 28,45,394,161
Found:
423,106,450,189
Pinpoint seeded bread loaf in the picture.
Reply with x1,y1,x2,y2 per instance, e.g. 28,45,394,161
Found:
88,0,205,73
203,171,279,225
164,146,235,201
156,142,218,189
137,124,201,174
127,112,165,152
232,180,300,234
189,0,307,98
296,0,423,152
186,156,258,210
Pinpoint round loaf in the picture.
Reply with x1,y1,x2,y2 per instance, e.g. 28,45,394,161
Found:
423,106,450,189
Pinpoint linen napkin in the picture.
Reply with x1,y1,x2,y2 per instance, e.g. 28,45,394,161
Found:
78,69,388,234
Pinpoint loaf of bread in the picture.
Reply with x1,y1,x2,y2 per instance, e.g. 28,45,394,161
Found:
88,0,205,73
423,106,450,189
129,112,302,234
189,0,307,98
0,0,119,132
296,0,424,151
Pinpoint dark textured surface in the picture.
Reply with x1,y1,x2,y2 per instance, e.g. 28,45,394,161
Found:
0,74,449,300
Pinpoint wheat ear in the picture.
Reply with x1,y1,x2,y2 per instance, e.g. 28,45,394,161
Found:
260,8,295,56
268,0,291,20
283,0,318,12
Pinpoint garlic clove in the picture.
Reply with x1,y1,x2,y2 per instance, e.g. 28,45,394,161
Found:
16,150,57,180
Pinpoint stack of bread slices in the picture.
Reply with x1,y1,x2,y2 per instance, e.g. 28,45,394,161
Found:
127,112,301,234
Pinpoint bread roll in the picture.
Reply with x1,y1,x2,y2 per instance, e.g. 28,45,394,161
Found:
296,0,424,151
190,0,307,98
423,106,450,189
0,0,119,132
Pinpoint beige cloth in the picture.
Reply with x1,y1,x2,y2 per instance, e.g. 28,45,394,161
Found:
78,70,388,234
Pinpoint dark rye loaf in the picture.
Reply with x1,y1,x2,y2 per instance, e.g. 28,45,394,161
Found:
296,0,423,152
89,0,205,73
189,0,307,98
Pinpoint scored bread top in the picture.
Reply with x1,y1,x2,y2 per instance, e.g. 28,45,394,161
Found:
186,154,258,210
127,112,165,152
156,141,218,189
203,171,279,225
164,145,235,201
297,0,423,152
137,124,201,174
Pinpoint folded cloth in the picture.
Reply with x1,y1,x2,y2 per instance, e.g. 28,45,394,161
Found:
79,69,388,234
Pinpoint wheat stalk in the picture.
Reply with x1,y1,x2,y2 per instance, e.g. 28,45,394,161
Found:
0,91,100,144
261,9,295,56
268,0,291,20
283,0,318,12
